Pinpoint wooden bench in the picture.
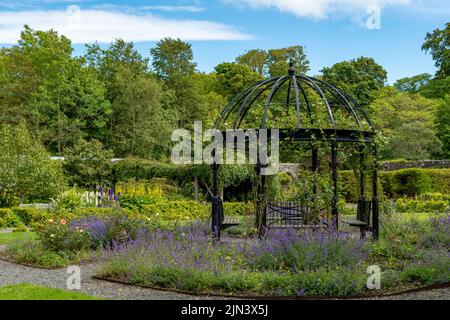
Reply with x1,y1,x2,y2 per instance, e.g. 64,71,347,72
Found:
342,199,372,238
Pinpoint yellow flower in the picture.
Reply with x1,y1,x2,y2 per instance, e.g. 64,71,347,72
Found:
48,219,54,224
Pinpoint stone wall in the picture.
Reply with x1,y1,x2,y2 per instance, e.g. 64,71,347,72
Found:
380,160,450,171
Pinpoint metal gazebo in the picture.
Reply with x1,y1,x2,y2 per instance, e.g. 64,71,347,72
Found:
211,63,379,240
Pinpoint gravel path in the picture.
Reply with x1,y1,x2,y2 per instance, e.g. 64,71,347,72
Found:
0,259,222,300
369,287,450,300
0,244,448,300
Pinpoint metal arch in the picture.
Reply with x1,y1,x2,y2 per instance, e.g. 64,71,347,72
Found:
233,77,281,129
215,78,278,129
285,77,292,114
295,76,336,129
307,76,363,130
339,90,375,131
292,75,302,128
237,77,288,129
214,82,260,128
261,76,289,128
294,78,314,126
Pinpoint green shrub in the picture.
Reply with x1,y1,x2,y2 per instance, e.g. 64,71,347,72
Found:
401,254,450,285
2,211,25,228
390,169,432,197
340,168,450,201
395,198,448,213
38,220,91,253
140,200,209,221
51,189,86,212
5,240,91,269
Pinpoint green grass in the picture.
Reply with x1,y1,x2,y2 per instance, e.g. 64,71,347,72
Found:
0,232,36,245
0,284,99,300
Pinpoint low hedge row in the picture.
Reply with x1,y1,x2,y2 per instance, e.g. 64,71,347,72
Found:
339,168,450,202
0,201,255,229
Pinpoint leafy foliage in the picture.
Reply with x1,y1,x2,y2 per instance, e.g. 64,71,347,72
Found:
0,122,65,203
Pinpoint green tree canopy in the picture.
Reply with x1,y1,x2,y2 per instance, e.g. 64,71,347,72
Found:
0,26,111,154
150,38,196,83
320,56,387,108
266,46,310,77
63,138,113,189
394,73,432,92
236,49,267,76
214,62,263,100
422,22,450,78
0,121,65,203
371,87,441,160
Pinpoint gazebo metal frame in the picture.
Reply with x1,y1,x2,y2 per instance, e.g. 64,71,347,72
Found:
211,63,379,240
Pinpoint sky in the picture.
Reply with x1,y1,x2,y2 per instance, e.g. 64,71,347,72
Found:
0,0,448,83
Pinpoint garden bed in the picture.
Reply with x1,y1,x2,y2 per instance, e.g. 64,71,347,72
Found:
1,205,448,298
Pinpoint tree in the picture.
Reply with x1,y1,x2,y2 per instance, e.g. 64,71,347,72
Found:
394,73,432,92
150,38,205,125
266,46,310,77
84,39,149,101
419,76,450,99
0,122,65,203
422,23,450,78
214,62,263,100
371,87,442,160
150,38,196,83
109,66,175,158
320,57,387,108
0,26,111,154
63,139,113,189
435,96,450,158
236,49,267,76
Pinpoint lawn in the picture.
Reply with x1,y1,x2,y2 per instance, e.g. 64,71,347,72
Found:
0,232,36,245
0,284,99,300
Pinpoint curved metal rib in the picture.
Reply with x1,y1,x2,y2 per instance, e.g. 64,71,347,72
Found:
308,77,362,130
339,90,375,131
294,78,314,126
285,77,292,114
215,78,278,128
292,75,302,128
296,77,336,129
261,76,288,128
232,77,279,129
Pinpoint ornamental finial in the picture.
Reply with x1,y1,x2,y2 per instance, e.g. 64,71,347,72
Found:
288,59,295,76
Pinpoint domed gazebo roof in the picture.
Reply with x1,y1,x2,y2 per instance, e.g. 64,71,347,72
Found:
215,62,375,142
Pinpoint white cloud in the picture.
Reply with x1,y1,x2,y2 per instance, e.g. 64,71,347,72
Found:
141,5,206,13
225,0,412,19
0,7,252,43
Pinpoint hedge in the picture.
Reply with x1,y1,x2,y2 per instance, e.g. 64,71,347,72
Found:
339,168,450,202
0,201,255,229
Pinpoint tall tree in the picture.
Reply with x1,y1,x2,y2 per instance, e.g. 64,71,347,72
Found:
236,49,267,76
422,23,450,78
150,38,196,83
150,38,204,125
266,46,310,77
0,121,65,203
371,87,442,160
214,62,263,100
0,26,111,154
110,66,175,158
320,57,387,108
435,96,450,158
394,73,432,92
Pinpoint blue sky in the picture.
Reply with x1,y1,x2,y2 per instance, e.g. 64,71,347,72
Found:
0,0,448,83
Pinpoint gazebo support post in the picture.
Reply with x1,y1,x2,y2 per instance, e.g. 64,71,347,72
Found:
211,163,220,240
311,145,319,225
331,140,338,231
359,144,366,239
372,144,379,240
255,164,266,237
